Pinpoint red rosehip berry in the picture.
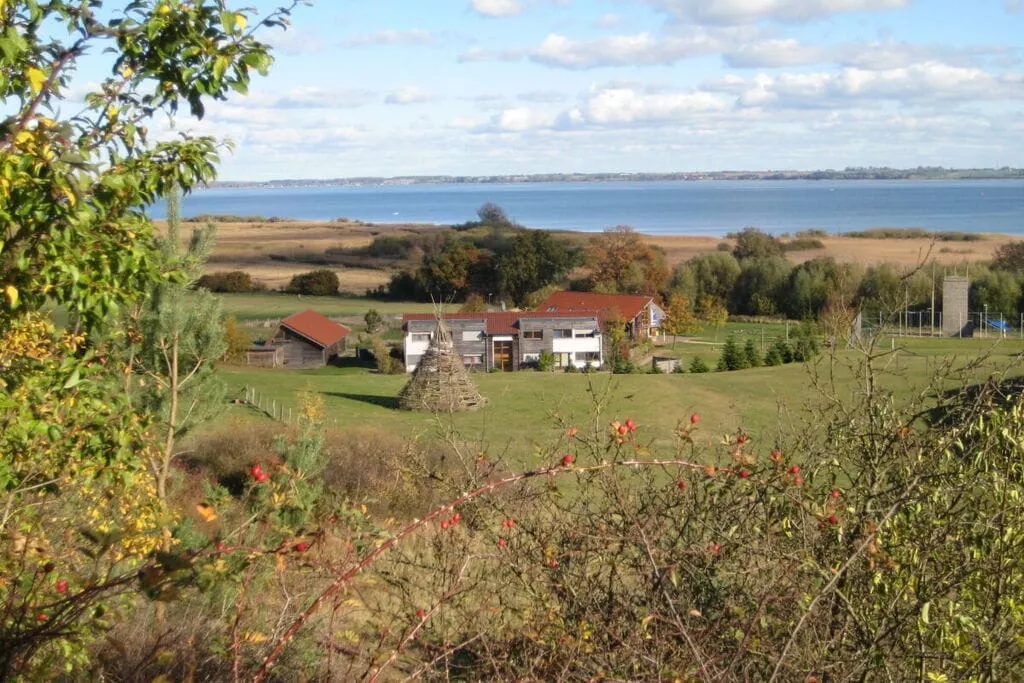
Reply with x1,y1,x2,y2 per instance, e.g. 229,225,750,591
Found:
739,469,750,479
441,520,450,530
497,537,507,549
55,579,68,594
502,519,515,528
416,609,426,620
737,433,749,444
788,465,801,475
548,559,559,569
37,613,48,622
677,479,687,490
452,513,461,524
770,449,784,464
617,424,628,436
215,541,226,552
793,475,804,485
625,418,637,432
710,543,721,554
690,413,700,424
561,453,574,466
830,489,841,498
827,515,839,525
294,542,310,552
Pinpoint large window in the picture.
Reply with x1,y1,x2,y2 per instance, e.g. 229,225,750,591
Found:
463,354,483,367
523,330,543,340
553,329,572,339
410,333,431,343
576,351,600,362
573,329,597,338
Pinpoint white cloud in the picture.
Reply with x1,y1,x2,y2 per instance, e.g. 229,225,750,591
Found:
384,87,437,105
724,63,1024,109
457,45,529,62
531,31,726,69
341,29,435,48
518,90,567,103
470,0,524,18
567,87,729,126
1008,0,1022,12
651,0,910,25
724,39,827,67
596,13,623,28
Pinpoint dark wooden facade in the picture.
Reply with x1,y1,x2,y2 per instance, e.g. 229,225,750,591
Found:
271,327,346,368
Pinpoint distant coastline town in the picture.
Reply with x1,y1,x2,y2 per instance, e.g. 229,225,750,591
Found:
214,167,1024,189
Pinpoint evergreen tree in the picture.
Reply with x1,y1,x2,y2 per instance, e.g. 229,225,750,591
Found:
136,189,227,500
689,356,710,373
744,339,762,367
791,323,821,362
716,336,749,372
763,343,785,366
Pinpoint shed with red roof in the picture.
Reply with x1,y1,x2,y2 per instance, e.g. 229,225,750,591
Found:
271,309,351,367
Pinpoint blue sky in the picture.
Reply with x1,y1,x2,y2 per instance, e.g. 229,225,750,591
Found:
162,0,1024,180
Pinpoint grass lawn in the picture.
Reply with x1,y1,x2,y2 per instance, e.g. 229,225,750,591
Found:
210,334,1024,469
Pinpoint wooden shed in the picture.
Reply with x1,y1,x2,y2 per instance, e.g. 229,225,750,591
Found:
271,309,351,368
247,344,284,368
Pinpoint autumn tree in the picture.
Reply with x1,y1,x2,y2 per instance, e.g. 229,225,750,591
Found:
731,226,783,261
0,0,296,674
697,295,729,341
662,293,701,347
587,225,668,295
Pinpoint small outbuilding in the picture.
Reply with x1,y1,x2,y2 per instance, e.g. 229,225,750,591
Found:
271,309,351,367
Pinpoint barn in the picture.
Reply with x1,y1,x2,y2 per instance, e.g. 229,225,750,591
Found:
271,309,351,367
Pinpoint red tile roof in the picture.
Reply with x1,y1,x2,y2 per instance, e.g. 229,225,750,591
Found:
538,291,653,321
402,311,601,335
280,309,351,348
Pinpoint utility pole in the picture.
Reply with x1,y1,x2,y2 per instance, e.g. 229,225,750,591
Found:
930,261,936,336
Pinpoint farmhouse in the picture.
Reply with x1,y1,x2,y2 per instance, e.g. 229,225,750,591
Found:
402,312,603,372
537,291,664,340
269,309,351,368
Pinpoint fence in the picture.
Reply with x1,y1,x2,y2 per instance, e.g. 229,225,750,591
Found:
241,386,344,430
860,311,1024,338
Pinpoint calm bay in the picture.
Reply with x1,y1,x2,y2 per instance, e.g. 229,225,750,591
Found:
164,179,1024,237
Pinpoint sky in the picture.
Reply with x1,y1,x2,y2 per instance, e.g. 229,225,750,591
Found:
159,0,1024,180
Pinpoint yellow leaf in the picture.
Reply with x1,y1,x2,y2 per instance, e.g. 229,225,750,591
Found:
234,12,247,31
14,130,32,146
61,187,76,207
243,631,268,643
26,67,46,94
195,503,217,522
4,285,18,308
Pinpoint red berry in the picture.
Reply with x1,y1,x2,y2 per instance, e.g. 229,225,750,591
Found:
827,515,839,525
441,520,449,530
548,559,559,569
497,537,507,549
617,424,628,436
788,466,801,475
561,453,574,466
830,489,841,498
294,542,310,552
502,519,515,528
416,609,426,620
710,543,721,554
737,433,749,444
690,413,700,424
215,541,226,552
793,475,804,486
37,613,48,622
625,418,637,432
452,513,461,524
55,580,68,594
739,469,750,479
677,480,687,490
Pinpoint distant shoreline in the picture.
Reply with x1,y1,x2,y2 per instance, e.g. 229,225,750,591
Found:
211,169,1024,189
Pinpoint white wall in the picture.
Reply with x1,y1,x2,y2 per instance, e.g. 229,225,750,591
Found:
404,334,431,372
552,334,603,368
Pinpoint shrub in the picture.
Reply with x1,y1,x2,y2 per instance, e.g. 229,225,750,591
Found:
287,269,340,296
537,350,555,372
221,315,249,363
364,308,384,334
689,356,710,373
744,338,762,367
365,235,413,259
195,270,253,293
783,238,826,251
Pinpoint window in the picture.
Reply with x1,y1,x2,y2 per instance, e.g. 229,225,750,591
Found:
523,330,542,340
461,330,482,341
573,329,597,338
523,353,540,362
553,329,572,338
410,333,431,343
576,351,600,362
463,354,483,366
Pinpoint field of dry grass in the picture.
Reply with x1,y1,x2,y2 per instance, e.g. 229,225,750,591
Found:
176,218,1012,292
